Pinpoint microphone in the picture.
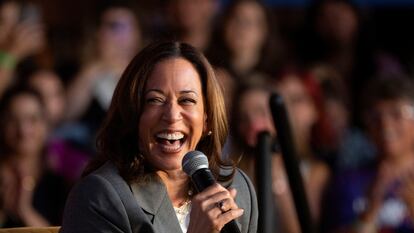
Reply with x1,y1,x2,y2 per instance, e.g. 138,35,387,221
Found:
182,151,242,233
256,131,274,233
269,93,314,233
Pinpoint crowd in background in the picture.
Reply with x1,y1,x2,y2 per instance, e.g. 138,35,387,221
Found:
1,0,414,232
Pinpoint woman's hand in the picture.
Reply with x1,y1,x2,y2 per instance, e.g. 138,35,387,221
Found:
187,183,244,233
357,162,408,233
398,170,414,220
1,164,49,226
5,22,45,60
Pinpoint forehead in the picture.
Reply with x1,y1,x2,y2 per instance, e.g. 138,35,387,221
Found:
234,1,264,17
30,72,61,87
8,94,42,113
239,89,269,113
373,98,413,109
102,8,134,21
145,58,202,91
241,89,268,104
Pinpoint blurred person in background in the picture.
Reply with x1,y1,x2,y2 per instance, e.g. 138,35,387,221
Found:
229,79,276,181
229,80,283,232
324,77,414,233
163,0,219,52
310,65,376,172
298,0,404,126
0,86,68,227
27,70,65,129
230,73,330,233
27,69,90,184
273,71,330,232
0,0,47,97
65,1,142,150
213,68,237,121
206,0,283,80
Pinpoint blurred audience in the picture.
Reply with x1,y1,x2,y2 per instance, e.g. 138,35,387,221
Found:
206,0,283,79
299,0,404,126
0,0,47,97
65,2,142,150
274,72,330,231
230,74,330,233
323,77,414,232
26,69,90,184
27,70,65,128
163,0,219,51
0,86,68,227
311,65,376,171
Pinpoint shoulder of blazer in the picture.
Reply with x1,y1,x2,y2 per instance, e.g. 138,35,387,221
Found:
230,168,258,233
91,162,153,233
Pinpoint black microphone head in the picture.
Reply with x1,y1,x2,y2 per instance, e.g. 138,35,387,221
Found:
182,150,209,176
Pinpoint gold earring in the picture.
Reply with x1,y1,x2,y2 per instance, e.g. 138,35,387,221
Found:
207,131,212,136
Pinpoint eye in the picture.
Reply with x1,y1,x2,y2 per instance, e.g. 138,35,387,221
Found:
146,97,164,105
179,98,196,105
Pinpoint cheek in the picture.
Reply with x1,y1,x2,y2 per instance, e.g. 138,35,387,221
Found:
4,127,16,146
296,103,317,125
35,122,47,138
400,121,414,143
185,110,205,145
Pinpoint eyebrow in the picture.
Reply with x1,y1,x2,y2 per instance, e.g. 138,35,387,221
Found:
145,89,199,96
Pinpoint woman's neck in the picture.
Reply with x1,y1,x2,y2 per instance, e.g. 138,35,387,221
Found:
156,170,191,207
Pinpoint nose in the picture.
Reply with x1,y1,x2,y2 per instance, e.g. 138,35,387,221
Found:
162,101,183,123
16,119,34,138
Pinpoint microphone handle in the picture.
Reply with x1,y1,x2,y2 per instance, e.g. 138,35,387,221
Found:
269,93,314,233
256,131,274,233
191,169,242,233
191,169,216,191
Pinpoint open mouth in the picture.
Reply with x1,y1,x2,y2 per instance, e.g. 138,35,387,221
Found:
155,131,186,153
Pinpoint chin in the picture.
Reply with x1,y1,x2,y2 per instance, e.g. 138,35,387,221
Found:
158,164,184,172
148,155,184,171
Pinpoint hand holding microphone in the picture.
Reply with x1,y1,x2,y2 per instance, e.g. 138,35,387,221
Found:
183,151,243,233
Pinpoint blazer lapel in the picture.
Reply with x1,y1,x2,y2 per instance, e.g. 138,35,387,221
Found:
131,175,183,233
97,162,153,233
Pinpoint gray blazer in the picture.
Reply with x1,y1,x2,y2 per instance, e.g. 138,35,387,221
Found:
60,162,258,233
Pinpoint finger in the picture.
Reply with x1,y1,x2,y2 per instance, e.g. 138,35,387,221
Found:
215,197,238,213
206,188,239,211
229,188,237,199
217,208,244,226
195,183,227,200
200,190,231,212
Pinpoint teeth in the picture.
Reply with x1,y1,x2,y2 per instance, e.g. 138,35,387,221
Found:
156,132,184,140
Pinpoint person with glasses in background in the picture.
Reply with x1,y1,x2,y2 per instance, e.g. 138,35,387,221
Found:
323,76,414,233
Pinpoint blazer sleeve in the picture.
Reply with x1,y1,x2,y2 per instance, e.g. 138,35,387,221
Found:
232,169,258,233
59,174,137,233
241,170,258,233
